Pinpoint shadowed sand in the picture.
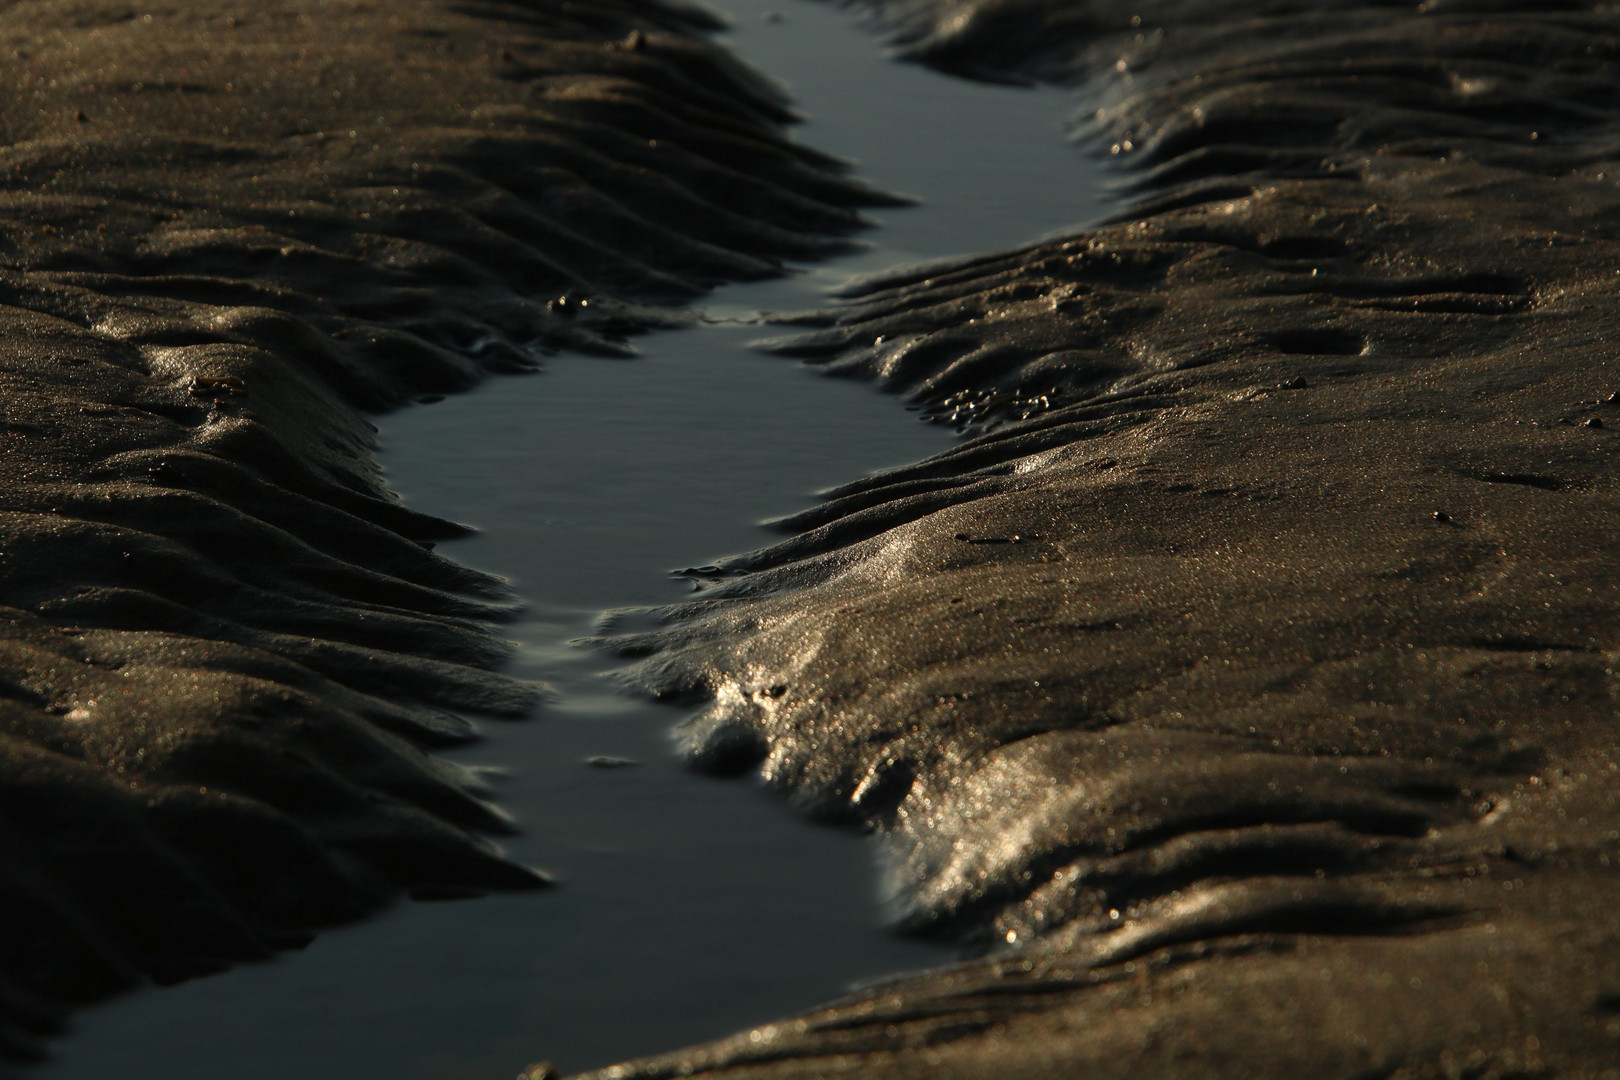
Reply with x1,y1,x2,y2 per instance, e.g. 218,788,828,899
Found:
585,1,1620,1076
0,0,891,1062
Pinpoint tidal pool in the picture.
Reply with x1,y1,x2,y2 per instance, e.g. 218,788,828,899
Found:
37,1,1111,1076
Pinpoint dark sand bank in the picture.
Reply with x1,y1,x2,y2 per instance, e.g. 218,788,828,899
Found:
0,0,887,1061
591,1,1620,1076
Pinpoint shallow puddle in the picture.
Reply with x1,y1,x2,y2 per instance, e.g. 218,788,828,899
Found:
38,1,1111,1077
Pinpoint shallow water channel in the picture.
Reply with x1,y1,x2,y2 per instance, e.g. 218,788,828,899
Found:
40,2,1111,1077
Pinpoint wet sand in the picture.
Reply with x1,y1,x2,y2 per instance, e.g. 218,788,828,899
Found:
35,0,1113,1072
2,0,1615,1076
588,0,1620,1076
0,0,884,1062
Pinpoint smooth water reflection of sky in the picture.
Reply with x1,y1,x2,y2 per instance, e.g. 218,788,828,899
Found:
38,3,1111,1078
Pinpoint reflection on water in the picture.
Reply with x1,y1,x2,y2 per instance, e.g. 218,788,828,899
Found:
38,1,1109,1077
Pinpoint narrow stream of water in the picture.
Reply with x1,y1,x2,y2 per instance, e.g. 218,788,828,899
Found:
39,3,1110,1077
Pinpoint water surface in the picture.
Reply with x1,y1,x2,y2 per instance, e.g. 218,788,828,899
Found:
39,2,1110,1076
